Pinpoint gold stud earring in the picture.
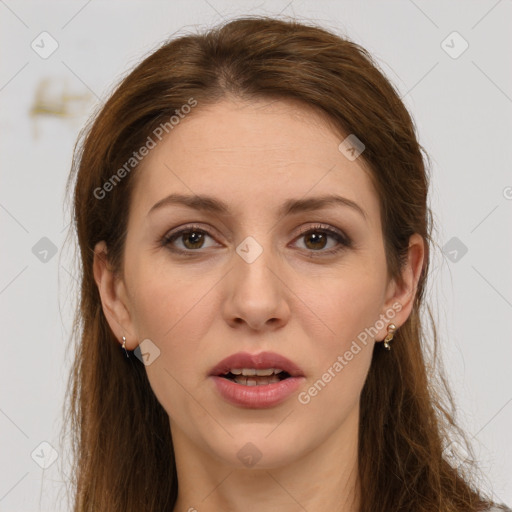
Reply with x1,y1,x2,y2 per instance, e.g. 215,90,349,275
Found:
383,323,397,351
121,336,129,358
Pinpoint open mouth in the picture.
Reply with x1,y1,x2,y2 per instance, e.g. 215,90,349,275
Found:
210,360,305,407
220,369,291,386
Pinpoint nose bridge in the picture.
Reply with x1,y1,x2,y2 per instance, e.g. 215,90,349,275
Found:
233,231,279,290
224,229,290,329
230,205,278,268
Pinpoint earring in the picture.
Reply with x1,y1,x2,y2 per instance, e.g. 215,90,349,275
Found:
383,323,397,351
121,336,130,358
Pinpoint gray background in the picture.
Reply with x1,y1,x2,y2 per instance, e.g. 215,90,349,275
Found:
0,1,511,510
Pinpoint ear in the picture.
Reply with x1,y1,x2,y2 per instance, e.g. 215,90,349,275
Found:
92,241,137,350
377,233,426,342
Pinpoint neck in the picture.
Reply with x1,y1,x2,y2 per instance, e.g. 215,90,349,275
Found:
171,406,361,512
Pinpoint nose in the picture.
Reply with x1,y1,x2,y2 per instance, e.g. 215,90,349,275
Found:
222,241,291,331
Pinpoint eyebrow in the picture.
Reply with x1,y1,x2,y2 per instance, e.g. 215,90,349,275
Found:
148,193,367,220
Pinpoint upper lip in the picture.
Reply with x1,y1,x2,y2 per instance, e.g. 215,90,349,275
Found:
209,351,305,377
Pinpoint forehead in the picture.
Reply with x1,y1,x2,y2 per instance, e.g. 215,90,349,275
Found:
130,98,381,228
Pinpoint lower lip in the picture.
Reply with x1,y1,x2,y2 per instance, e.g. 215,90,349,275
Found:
210,375,305,408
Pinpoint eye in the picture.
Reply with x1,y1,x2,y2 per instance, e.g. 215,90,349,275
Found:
161,225,219,254
292,224,351,256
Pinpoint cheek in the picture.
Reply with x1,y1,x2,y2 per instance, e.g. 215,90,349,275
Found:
295,275,380,432
293,267,383,403
130,267,215,423
127,262,219,397
127,259,209,342
301,266,385,348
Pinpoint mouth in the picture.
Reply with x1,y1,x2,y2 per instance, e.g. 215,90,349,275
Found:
209,350,304,381
218,368,292,386
209,351,305,408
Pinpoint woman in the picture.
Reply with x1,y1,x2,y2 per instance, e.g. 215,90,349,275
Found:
62,15,510,512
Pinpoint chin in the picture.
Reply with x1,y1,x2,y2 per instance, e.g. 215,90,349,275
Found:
207,428,310,470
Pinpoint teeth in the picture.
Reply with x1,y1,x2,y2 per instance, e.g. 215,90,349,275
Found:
233,375,281,386
228,368,283,376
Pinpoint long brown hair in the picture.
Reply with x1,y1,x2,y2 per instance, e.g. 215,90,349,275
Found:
62,15,499,512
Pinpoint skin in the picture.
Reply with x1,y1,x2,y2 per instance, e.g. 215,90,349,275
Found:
93,97,424,512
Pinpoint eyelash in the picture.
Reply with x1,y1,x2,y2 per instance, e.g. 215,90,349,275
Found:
160,223,352,257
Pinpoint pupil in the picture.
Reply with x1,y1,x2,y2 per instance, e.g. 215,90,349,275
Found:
306,233,326,250
184,231,203,249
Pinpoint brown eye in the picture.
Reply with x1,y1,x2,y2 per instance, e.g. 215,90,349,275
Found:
293,224,351,256
161,226,218,253
179,230,206,250
303,231,329,250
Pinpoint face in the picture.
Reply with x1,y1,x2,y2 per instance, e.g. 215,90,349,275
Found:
94,97,422,470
